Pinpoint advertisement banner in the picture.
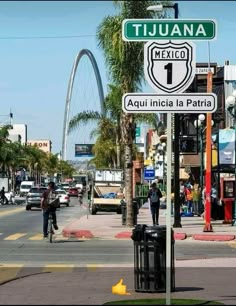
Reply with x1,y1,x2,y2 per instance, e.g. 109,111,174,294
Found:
219,129,235,165
75,144,94,157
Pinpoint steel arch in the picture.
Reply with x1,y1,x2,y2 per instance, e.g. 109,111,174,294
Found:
62,49,105,160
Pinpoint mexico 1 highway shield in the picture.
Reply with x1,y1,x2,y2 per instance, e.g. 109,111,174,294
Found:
144,40,196,93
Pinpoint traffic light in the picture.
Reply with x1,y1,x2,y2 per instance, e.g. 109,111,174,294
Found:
179,136,197,154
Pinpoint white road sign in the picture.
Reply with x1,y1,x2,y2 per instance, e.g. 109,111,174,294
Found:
122,93,217,113
144,40,196,93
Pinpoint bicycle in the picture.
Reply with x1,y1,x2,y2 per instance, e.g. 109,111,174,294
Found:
48,211,54,243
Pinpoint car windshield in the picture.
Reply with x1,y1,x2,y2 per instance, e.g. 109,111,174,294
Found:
21,185,32,189
29,188,47,193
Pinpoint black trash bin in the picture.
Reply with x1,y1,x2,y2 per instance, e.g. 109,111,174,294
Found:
133,200,139,226
121,200,127,225
121,200,139,226
131,224,175,293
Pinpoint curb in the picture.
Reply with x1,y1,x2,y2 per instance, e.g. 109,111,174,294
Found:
115,231,132,239
192,234,235,241
62,228,94,239
174,233,187,240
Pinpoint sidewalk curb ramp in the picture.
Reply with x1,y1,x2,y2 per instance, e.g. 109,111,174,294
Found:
192,234,236,241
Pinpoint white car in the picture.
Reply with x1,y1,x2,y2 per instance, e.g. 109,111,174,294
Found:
55,189,70,207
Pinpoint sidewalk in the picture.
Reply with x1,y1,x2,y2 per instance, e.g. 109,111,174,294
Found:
61,203,236,242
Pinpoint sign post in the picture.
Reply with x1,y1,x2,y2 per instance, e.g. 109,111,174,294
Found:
122,16,217,305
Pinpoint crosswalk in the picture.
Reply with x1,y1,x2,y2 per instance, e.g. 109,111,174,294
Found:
0,232,73,241
0,263,120,284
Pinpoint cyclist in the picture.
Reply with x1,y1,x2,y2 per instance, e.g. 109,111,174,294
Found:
0,187,8,204
40,181,59,239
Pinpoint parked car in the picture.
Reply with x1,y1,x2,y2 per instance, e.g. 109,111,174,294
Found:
55,189,70,207
68,187,79,197
25,187,47,210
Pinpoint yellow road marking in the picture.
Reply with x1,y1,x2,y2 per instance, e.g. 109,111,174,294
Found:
4,233,27,240
0,207,24,217
0,264,24,282
28,233,44,240
86,264,104,271
42,264,75,272
226,241,236,248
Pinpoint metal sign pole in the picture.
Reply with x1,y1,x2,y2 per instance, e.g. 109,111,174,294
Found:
166,112,172,305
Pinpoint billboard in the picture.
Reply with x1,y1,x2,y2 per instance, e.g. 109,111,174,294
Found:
219,129,235,165
75,144,94,157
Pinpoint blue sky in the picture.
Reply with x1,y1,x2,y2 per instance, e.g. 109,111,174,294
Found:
0,1,236,160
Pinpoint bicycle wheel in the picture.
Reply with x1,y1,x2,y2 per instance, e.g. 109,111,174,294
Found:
48,217,53,243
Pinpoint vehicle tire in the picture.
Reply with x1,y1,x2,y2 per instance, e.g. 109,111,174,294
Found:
91,206,97,215
26,205,31,211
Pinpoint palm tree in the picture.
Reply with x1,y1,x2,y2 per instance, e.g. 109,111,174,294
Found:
96,1,171,227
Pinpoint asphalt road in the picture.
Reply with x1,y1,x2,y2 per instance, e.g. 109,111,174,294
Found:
1,198,236,267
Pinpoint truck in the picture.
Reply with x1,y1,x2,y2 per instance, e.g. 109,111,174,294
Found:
89,169,124,215
20,181,35,197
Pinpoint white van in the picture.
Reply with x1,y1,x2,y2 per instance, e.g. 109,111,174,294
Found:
20,181,35,197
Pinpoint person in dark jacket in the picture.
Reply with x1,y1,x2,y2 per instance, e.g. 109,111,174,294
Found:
40,181,59,239
148,182,163,225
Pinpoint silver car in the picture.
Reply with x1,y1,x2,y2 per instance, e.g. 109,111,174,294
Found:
26,187,47,210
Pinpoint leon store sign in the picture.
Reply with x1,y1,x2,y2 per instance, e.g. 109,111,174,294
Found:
27,140,51,153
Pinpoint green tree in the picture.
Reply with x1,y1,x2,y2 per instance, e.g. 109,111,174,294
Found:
97,1,171,227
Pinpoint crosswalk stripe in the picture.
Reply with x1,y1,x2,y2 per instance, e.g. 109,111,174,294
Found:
0,264,24,282
4,233,27,240
0,207,24,217
86,264,104,271
42,264,75,272
28,233,44,240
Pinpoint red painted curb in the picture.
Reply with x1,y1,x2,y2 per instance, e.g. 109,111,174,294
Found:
62,228,94,238
193,234,235,241
115,231,132,239
174,233,187,240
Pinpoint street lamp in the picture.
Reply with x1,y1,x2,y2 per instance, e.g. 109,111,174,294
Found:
226,89,236,226
157,142,166,192
194,114,214,216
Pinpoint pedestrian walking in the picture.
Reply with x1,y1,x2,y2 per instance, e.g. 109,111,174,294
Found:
148,182,163,225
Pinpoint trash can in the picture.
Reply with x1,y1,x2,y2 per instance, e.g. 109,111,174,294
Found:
121,200,127,225
121,200,139,226
133,200,139,226
131,224,175,293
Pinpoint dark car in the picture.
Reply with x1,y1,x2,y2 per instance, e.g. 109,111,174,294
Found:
68,187,79,197
26,187,47,210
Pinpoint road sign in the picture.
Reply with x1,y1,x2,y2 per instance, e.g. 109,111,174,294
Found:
144,168,155,181
122,93,217,113
122,19,217,41
144,40,195,93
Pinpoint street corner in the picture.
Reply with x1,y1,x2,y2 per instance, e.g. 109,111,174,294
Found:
115,231,132,239
192,234,236,241
174,232,187,240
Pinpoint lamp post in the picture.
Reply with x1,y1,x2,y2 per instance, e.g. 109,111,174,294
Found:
147,2,181,229
226,89,236,226
194,114,205,215
157,142,166,192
